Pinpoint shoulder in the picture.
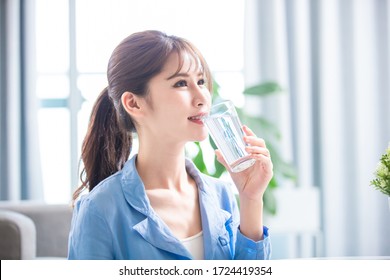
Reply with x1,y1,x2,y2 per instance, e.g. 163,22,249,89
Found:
74,155,145,216
198,173,238,210
75,169,126,218
89,171,123,201
201,174,233,192
186,158,231,188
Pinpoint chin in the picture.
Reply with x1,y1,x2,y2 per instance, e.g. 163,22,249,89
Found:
190,132,209,142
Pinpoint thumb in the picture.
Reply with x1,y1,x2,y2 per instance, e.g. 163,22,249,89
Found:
215,150,228,169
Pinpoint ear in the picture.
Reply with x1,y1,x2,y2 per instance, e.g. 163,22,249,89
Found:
121,91,142,116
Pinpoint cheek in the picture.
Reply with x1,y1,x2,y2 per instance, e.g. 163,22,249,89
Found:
205,90,212,103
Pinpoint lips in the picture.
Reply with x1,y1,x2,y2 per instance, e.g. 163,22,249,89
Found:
188,115,203,121
188,113,208,124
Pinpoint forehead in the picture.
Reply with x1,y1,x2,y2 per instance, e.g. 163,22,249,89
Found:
163,51,204,77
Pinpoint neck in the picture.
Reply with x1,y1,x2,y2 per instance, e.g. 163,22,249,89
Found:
136,140,189,191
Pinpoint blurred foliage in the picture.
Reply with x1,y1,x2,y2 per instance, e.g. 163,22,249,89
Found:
370,143,390,197
189,79,296,215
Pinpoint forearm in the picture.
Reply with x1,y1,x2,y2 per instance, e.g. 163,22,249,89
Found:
238,196,264,241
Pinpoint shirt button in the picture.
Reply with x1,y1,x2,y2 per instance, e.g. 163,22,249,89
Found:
219,236,228,246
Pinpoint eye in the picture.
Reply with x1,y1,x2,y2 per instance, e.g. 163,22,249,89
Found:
198,79,205,86
174,80,187,87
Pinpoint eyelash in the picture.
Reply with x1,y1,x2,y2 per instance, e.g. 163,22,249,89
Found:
174,79,206,88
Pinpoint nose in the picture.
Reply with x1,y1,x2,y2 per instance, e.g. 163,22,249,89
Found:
192,86,210,108
196,98,204,107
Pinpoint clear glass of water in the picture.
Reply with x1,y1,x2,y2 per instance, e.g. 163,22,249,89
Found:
203,100,256,173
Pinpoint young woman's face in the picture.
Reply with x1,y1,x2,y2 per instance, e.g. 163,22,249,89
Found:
140,52,212,144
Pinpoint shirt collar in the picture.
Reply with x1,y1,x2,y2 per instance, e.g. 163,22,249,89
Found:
120,154,233,259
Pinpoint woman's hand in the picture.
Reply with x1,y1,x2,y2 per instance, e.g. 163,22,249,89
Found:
215,125,273,201
215,125,273,241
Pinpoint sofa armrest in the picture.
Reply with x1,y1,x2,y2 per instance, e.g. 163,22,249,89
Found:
0,210,37,260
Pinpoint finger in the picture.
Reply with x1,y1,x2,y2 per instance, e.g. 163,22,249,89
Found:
257,157,274,175
215,150,228,169
244,136,266,148
245,146,271,157
249,154,274,170
242,125,256,137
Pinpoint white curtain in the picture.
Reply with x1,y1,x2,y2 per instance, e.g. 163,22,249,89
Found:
245,0,390,258
0,0,42,201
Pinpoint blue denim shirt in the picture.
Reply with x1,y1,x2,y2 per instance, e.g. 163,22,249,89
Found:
68,155,271,260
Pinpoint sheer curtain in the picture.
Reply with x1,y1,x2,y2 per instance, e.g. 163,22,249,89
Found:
0,0,42,201
244,0,390,257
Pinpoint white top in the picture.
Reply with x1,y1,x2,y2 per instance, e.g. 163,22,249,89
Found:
180,231,204,260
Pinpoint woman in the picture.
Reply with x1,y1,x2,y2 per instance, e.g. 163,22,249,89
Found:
68,30,273,260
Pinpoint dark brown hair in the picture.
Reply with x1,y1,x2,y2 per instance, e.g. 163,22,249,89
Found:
72,30,212,203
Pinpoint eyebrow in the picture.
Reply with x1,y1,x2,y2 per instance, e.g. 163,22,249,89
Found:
166,71,204,80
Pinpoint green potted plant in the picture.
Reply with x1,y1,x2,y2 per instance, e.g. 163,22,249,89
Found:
370,143,390,209
188,80,296,215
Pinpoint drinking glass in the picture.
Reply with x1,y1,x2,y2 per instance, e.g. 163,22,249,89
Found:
203,100,256,172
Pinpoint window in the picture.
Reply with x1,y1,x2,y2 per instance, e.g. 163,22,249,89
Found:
34,0,245,203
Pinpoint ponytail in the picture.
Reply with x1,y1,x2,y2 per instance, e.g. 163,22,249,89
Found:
72,87,132,204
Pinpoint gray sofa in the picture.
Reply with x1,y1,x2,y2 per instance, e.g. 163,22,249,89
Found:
0,201,73,259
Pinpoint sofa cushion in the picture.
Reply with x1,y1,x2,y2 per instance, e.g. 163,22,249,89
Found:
0,202,73,258
0,210,36,260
